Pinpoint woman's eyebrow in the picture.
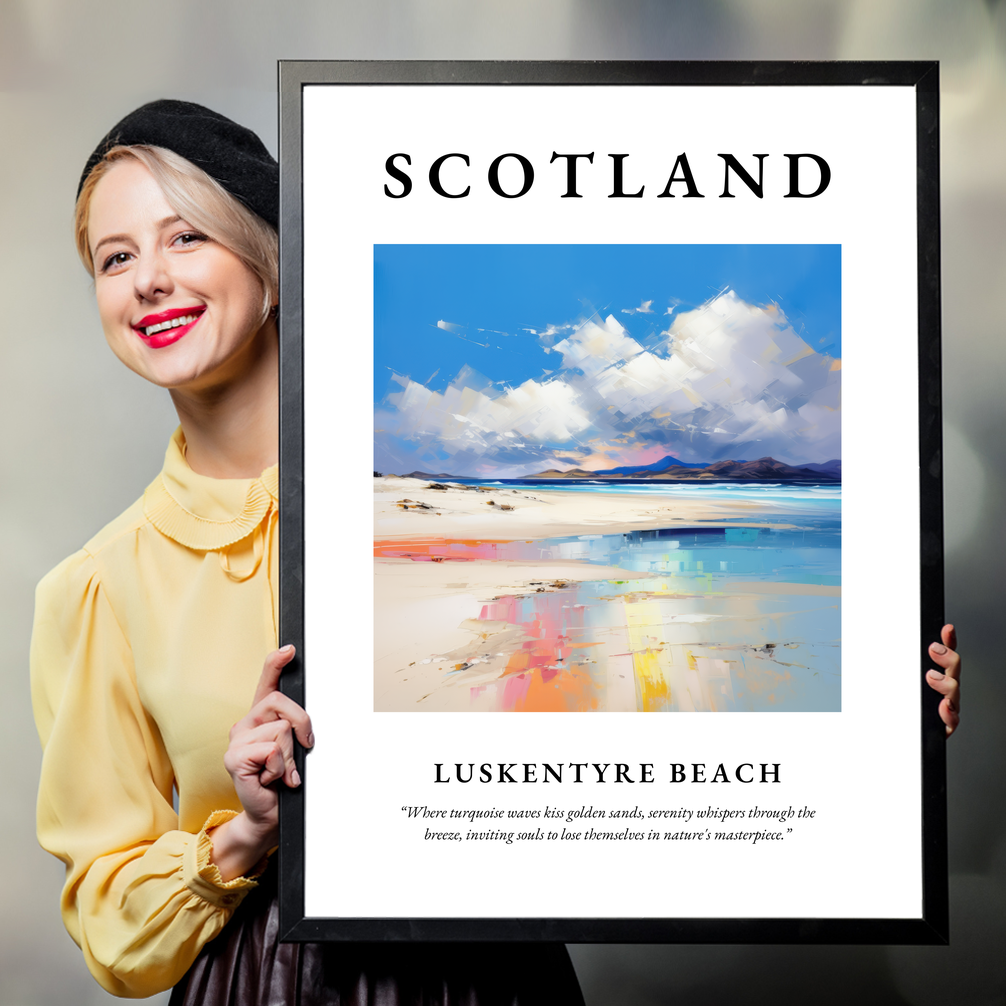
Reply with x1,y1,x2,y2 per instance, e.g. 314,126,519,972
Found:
92,216,185,257
92,232,133,256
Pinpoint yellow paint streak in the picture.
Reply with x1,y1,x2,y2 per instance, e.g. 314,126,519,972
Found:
632,647,670,712
624,598,674,711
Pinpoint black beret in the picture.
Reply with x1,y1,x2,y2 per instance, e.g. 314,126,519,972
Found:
77,99,278,228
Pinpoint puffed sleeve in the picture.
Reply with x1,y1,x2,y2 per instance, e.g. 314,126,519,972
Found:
31,549,262,998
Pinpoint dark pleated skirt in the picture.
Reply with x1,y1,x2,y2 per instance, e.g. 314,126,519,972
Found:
169,869,584,1006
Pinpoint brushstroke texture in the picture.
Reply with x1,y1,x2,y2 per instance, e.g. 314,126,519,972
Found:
376,288,840,478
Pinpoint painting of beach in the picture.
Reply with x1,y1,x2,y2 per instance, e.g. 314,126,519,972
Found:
373,245,841,713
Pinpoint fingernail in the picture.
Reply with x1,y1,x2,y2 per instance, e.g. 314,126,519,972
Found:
931,643,947,655
280,644,295,654
927,669,944,679
307,732,315,748
291,768,301,787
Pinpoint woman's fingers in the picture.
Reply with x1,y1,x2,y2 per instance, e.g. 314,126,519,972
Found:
939,697,960,736
223,645,311,813
218,647,309,845
924,677,960,736
241,644,314,749
941,623,958,653
232,689,314,750
927,624,961,737
226,740,288,787
254,691,313,749
928,636,961,685
252,644,297,707
259,742,289,787
926,667,959,704
230,719,302,788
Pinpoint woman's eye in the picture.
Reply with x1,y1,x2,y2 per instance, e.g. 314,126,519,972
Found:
173,231,208,248
101,251,132,273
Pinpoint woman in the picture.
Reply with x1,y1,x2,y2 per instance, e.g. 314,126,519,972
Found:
31,100,586,1003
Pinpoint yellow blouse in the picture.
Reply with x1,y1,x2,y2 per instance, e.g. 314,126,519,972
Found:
31,428,279,998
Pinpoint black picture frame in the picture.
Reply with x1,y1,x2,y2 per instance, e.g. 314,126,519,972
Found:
277,60,945,944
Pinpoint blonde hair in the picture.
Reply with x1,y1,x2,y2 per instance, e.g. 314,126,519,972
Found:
75,145,278,322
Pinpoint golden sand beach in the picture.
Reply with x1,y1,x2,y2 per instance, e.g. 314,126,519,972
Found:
374,475,787,540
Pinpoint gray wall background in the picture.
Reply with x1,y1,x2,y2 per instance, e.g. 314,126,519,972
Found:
1,2,1003,1003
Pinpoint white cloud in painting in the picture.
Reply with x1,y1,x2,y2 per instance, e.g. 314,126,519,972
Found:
621,299,654,315
539,322,573,341
377,364,593,469
547,314,646,378
378,291,840,475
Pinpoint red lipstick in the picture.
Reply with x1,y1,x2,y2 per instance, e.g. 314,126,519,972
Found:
132,306,205,349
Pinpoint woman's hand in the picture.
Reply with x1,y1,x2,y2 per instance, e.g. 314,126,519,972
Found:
209,645,314,881
926,624,961,738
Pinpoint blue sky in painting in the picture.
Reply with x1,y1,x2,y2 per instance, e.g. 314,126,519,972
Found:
374,245,841,477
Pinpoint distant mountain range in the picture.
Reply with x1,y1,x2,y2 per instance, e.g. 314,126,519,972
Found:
532,456,841,482
391,456,841,483
583,454,708,475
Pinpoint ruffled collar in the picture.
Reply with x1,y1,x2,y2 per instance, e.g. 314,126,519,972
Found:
143,428,278,551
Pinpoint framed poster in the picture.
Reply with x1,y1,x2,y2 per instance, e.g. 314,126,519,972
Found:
277,61,946,943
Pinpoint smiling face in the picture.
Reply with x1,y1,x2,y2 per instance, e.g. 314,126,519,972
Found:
87,158,272,392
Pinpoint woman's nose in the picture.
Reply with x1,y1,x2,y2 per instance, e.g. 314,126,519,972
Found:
133,249,173,302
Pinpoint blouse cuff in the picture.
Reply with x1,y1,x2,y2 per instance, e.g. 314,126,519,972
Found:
183,810,269,909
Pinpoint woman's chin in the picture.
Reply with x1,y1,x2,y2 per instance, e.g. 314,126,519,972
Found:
109,322,273,395
122,353,220,392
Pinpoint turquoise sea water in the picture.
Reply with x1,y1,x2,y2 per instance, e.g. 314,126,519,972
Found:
458,477,841,510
